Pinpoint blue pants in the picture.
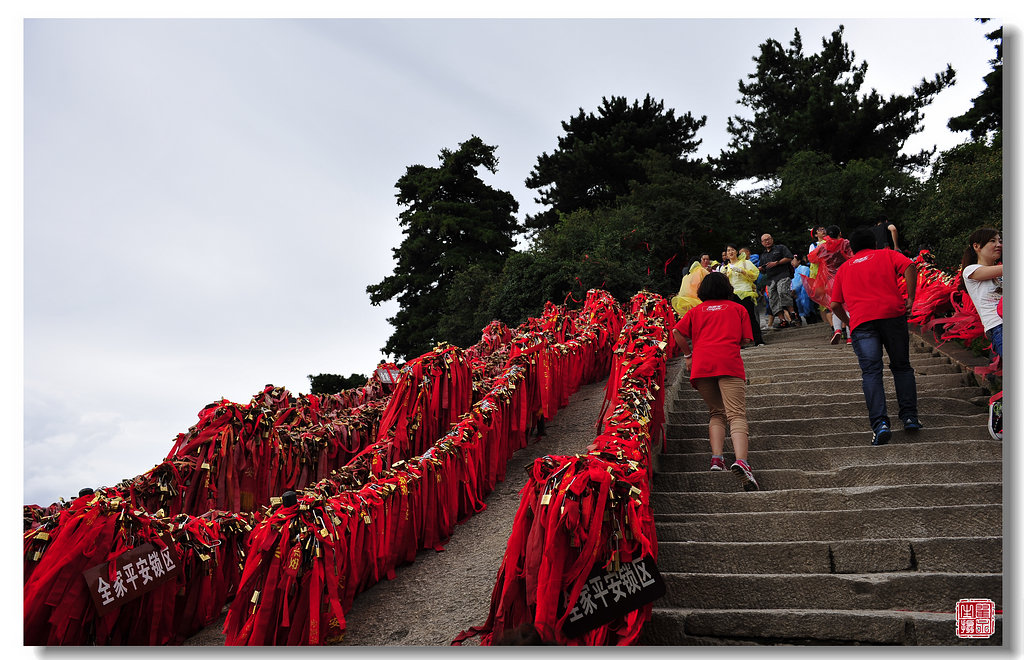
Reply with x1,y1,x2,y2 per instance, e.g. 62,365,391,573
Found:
987,324,1003,357
850,315,918,430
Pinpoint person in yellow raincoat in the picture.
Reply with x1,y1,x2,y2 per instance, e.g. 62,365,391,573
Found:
721,243,766,346
671,259,709,318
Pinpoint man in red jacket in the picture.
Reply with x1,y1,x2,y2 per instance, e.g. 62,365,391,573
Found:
830,226,921,446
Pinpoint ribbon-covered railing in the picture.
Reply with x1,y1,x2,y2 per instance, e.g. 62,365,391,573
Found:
906,252,1000,378
455,291,673,646
24,491,253,645
221,291,626,645
22,339,480,646
146,384,389,516
24,289,630,646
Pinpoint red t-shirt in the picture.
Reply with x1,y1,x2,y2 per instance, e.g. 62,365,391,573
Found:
673,299,752,382
830,248,913,331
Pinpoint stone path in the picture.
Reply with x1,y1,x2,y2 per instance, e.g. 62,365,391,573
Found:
639,321,1003,645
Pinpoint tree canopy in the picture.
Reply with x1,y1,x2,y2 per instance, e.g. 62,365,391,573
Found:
948,20,1002,143
524,94,708,231
484,153,746,324
308,372,368,394
366,136,521,360
716,25,956,181
355,22,1000,370
902,140,1002,267
761,150,922,248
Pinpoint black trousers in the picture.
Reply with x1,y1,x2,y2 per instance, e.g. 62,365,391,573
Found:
739,296,765,345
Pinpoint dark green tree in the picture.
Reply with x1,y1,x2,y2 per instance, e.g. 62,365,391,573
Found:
766,150,923,241
716,25,956,181
524,94,708,231
308,373,368,394
366,136,521,360
902,140,1002,269
948,19,1002,143
483,154,746,323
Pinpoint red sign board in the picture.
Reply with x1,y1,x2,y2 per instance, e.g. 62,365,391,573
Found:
375,365,401,385
81,541,182,616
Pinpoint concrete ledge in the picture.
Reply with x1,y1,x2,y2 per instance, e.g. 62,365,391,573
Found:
909,324,999,393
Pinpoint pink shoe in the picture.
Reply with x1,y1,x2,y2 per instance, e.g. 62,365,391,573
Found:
710,456,727,471
730,459,759,491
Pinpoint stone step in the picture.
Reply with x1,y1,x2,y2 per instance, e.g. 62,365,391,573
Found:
666,414,988,440
657,572,1002,612
742,373,970,394
754,335,935,350
655,536,1002,574
752,337,941,352
761,324,938,343
762,328,937,348
667,396,983,423
657,439,1002,472
655,504,1001,542
652,461,1003,492
650,319,1001,647
650,482,1003,514
741,349,946,370
746,361,961,378
639,608,1002,646
663,423,994,453
667,386,987,407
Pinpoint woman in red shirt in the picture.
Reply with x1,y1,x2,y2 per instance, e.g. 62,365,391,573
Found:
671,272,758,490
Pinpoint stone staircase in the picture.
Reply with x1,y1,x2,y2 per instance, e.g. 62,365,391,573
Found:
640,321,1003,645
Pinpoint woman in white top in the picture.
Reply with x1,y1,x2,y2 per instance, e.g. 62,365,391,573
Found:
960,227,1003,357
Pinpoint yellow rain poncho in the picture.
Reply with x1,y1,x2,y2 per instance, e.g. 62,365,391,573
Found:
670,261,709,317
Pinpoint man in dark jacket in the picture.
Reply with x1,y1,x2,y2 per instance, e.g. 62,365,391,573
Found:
758,233,799,328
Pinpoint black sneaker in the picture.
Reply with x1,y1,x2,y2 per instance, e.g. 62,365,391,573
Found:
871,423,892,446
903,418,923,432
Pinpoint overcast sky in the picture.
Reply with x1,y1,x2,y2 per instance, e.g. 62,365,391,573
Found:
12,11,1007,507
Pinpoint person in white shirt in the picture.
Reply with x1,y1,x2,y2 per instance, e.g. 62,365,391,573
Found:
960,227,1003,357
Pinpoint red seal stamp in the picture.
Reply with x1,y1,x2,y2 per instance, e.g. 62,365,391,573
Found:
956,598,996,639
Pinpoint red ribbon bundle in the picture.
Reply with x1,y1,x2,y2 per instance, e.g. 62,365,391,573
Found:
74,384,391,520
905,254,1000,378
24,492,253,645
222,293,627,645
374,343,475,468
457,292,669,646
26,289,628,646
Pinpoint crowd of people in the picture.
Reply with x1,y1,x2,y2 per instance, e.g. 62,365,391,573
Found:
670,221,1003,491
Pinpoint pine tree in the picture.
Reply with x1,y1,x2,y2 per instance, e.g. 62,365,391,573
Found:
948,19,1002,143
524,95,707,231
716,25,955,180
367,137,521,359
